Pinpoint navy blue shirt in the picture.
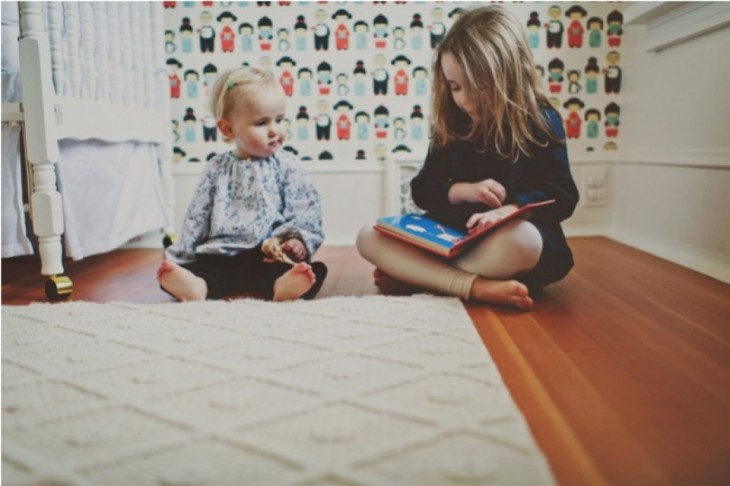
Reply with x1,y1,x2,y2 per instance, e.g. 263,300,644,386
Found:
410,107,579,288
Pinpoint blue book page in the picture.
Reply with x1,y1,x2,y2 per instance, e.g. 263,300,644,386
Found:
377,213,466,251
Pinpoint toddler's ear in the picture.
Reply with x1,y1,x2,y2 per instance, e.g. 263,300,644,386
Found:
217,119,232,139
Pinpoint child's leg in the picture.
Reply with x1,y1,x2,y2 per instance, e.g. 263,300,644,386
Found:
356,226,476,300
356,220,541,310
272,262,317,301
157,261,208,301
453,219,543,279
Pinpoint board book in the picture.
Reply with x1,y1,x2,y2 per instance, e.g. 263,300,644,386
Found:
374,199,555,258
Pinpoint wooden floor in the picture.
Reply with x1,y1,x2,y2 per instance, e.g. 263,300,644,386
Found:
2,237,729,485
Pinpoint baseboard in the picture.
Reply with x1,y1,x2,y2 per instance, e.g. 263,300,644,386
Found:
608,227,730,283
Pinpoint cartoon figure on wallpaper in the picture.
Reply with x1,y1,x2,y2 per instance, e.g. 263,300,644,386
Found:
158,66,328,302
604,51,621,94
296,106,310,141
393,26,406,50
354,20,369,50
238,22,254,52
393,117,406,141
198,11,215,53
353,61,367,96
410,104,424,140
584,57,600,94
372,54,389,96
294,15,307,51
318,151,333,161
392,144,412,155
317,62,333,96
410,14,424,50
356,149,366,160
202,63,218,95
315,99,332,141
167,58,182,99
258,55,274,75
217,11,237,52
355,111,370,141
183,107,197,142
373,14,389,49
526,11,540,49
258,16,274,51
173,146,186,162
276,56,296,97
297,67,313,97
332,9,352,50
429,7,446,48
413,66,428,96
567,70,581,95
277,28,291,51
607,10,623,47
334,100,353,141
545,5,563,49
587,16,603,48
547,58,564,94
563,97,584,139
374,105,389,139
180,70,196,100
202,113,217,142
336,73,349,96
374,143,388,161
165,30,177,54
604,141,618,151
604,102,620,138
171,119,180,143
179,17,194,53
357,5,579,311
585,108,600,138
565,5,586,48
392,55,411,96
313,9,330,51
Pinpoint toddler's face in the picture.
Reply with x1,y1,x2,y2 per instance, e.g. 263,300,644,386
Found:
221,83,287,159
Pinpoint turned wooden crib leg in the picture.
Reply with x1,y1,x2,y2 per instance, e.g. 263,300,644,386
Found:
18,2,72,299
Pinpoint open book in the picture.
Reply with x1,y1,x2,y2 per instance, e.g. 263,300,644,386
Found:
374,199,555,258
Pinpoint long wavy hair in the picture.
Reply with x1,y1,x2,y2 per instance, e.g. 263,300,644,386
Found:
430,5,558,160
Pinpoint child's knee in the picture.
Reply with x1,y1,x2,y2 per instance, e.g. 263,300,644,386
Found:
355,224,377,259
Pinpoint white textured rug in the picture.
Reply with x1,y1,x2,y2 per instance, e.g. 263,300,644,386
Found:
2,295,554,486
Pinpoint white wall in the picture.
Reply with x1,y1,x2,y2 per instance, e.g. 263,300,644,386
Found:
613,22,730,282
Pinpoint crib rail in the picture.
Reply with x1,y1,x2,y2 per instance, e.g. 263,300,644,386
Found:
13,1,174,298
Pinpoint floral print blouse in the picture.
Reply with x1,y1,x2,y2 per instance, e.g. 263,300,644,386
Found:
166,150,324,264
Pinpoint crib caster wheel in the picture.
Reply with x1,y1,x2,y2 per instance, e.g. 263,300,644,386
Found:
45,276,73,300
162,234,175,248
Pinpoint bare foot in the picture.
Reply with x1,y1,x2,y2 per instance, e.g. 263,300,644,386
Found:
157,260,207,301
373,268,421,295
469,278,534,310
273,262,316,301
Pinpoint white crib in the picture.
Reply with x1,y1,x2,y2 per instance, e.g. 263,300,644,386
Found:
1,1,175,299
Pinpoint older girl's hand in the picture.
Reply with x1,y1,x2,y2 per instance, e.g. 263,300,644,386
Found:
449,179,506,208
281,238,307,262
466,204,520,232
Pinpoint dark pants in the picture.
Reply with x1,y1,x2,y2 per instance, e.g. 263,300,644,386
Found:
181,246,327,300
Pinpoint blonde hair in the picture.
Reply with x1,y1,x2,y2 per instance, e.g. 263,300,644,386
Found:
208,66,277,139
431,5,557,160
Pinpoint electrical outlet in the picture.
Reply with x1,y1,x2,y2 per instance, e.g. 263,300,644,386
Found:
583,168,608,207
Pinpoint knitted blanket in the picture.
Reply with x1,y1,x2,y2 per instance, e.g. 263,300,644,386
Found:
2,295,554,485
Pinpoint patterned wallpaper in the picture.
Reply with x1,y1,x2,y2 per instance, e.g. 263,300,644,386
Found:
163,1,624,165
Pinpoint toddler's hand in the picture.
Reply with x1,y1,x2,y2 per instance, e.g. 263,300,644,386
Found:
466,204,520,232
281,239,307,262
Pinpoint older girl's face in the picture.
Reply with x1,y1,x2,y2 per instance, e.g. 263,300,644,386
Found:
441,51,476,120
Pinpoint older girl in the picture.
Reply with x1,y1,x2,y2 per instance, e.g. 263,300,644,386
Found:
357,5,579,310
